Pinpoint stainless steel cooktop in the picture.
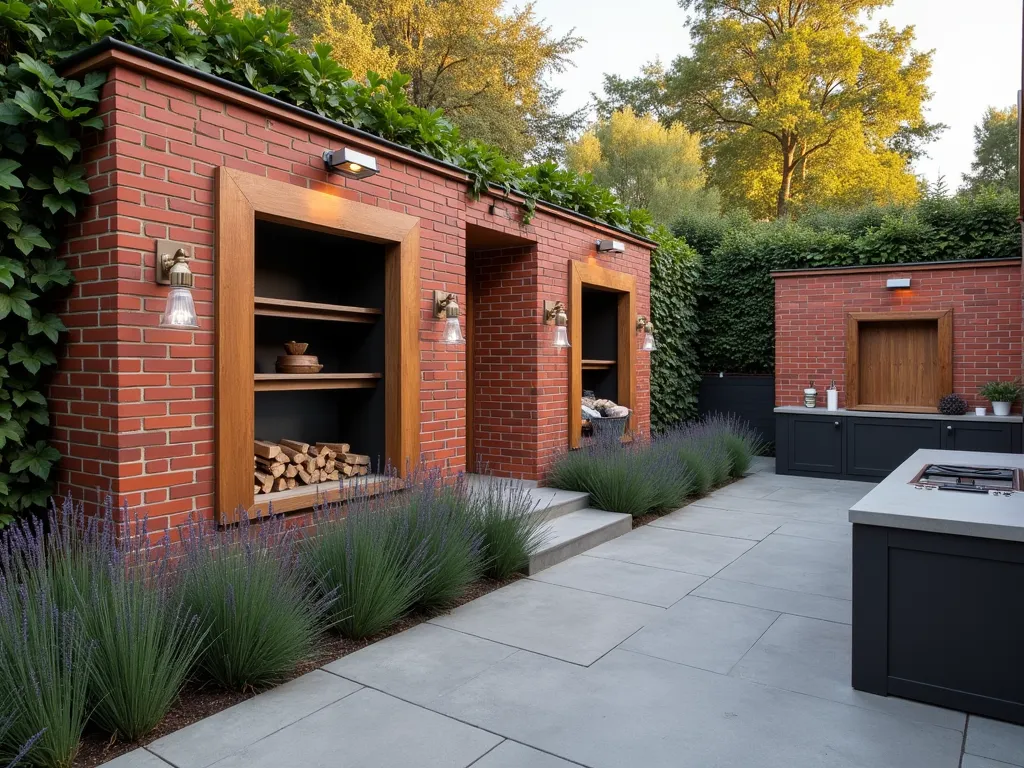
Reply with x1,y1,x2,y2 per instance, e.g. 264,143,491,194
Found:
911,463,1021,495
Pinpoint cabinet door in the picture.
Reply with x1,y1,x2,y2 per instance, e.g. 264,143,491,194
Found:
788,415,843,475
845,418,941,479
942,421,1014,453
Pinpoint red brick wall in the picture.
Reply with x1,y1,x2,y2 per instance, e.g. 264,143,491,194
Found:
774,261,1023,411
52,56,652,530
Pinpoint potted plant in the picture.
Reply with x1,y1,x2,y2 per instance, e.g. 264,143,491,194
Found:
979,380,1021,416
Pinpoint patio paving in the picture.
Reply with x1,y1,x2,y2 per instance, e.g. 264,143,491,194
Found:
107,456,1024,768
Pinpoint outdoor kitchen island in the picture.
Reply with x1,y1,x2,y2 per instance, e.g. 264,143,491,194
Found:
850,448,1024,725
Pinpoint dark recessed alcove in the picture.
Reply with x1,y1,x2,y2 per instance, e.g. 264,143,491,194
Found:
581,287,619,401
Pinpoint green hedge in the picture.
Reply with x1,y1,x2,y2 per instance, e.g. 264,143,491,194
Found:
676,191,1022,374
649,227,701,430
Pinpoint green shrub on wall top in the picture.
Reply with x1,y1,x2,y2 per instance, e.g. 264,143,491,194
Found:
0,0,697,520
676,191,1022,375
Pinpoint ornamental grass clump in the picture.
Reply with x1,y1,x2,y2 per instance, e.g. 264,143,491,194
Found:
0,518,91,768
701,414,765,478
0,695,42,768
44,498,207,742
178,512,332,691
308,488,426,640
470,477,547,579
396,472,483,611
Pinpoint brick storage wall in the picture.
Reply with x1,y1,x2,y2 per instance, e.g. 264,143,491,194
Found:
52,52,652,529
773,260,1023,411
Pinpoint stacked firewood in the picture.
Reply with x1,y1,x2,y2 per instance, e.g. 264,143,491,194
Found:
253,439,371,495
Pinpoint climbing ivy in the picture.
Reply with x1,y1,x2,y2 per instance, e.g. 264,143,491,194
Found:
0,0,685,520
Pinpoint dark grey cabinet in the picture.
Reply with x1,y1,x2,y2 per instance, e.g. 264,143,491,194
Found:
941,420,1018,454
844,418,941,480
786,414,843,475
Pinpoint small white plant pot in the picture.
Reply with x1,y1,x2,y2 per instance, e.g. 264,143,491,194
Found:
991,401,1011,417
803,388,817,408
975,407,987,416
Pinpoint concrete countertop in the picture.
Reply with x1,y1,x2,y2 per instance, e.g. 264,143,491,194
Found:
849,449,1024,542
774,406,1023,424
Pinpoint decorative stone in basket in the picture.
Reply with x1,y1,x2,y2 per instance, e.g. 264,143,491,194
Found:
582,396,631,440
275,341,323,374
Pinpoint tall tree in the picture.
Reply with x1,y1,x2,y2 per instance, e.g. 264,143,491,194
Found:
594,60,671,122
286,0,583,160
961,106,1019,194
566,107,718,225
668,1,935,218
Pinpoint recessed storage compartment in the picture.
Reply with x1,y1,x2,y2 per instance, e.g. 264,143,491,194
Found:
846,311,952,413
581,287,619,401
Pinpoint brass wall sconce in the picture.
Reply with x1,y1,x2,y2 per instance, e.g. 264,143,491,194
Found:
543,300,570,348
322,147,379,179
636,315,657,351
156,242,199,329
433,290,465,345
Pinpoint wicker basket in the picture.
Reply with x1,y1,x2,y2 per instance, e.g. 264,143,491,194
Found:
590,414,629,441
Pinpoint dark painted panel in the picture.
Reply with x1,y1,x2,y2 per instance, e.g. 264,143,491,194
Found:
941,420,1015,453
845,418,940,479
698,375,775,445
851,525,888,694
788,415,843,474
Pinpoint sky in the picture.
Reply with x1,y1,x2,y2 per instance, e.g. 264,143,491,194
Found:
531,0,1023,186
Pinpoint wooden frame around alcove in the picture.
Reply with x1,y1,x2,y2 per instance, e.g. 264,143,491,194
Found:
215,167,420,523
569,260,636,448
846,310,953,413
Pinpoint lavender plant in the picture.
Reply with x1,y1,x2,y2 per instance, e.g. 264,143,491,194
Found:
178,512,332,691
0,700,42,768
469,477,547,579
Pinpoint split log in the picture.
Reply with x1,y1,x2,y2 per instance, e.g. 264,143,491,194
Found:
326,470,339,481
342,453,370,466
254,470,274,494
340,463,356,477
357,466,369,476
310,469,322,484
317,442,350,455
286,478,297,490
279,439,310,454
274,477,287,492
305,458,317,474
274,452,289,464
284,464,299,478
278,445,305,463
325,459,335,473
254,440,280,459
298,467,311,484
254,483,261,495
308,445,322,457
315,453,327,469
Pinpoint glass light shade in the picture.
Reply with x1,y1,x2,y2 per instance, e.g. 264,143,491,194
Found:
159,286,199,329
442,315,465,344
553,324,571,348
641,331,657,351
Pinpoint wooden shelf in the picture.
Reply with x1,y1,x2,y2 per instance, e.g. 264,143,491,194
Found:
254,296,382,324
582,359,617,371
254,373,382,391
250,473,399,516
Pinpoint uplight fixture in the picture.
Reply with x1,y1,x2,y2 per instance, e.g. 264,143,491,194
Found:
596,239,625,254
636,315,657,351
156,245,199,329
543,300,570,348
322,147,379,179
434,291,465,345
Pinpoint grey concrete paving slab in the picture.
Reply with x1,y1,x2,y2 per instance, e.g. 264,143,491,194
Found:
704,481,785,500
730,614,965,731
763,487,863,506
148,670,360,768
962,756,1022,768
773,519,852,543
688,493,847,518
433,647,963,768
715,532,852,599
966,716,1024,766
323,623,517,704
621,595,779,673
585,524,755,576
429,578,662,665
650,505,789,540
528,554,706,607
691,576,852,624
470,741,581,768
209,688,501,768
99,750,173,768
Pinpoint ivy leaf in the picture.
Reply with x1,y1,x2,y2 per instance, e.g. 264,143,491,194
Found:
8,342,54,374
26,174,49,190
0,100,26,126
42,193,75,215
51,165,89,195
9,440,60,480
3,131,27,154
36,125,80,161
9,223,49,255
27,312,65,343
29,258,72,289
0,285,36,319
15,54,61,89
13,87,52,122
11,389,44,407
80,116,103,130
0,419,24,450
0,257,26,288
0,158,23,189
0,210,22,231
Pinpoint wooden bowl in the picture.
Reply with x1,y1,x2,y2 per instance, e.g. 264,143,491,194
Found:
276,363,324,374
284,341,308,355
276,354,322,374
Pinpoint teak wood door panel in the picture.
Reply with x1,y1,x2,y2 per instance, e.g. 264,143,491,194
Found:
846,310,952,413
569,261,636,449
215,168,420,523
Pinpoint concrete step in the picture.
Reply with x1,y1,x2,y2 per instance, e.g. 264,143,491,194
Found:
464,474,590,522
528,508,633,575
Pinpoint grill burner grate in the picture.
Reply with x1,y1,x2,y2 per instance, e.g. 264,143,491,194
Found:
911,463,1021,494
